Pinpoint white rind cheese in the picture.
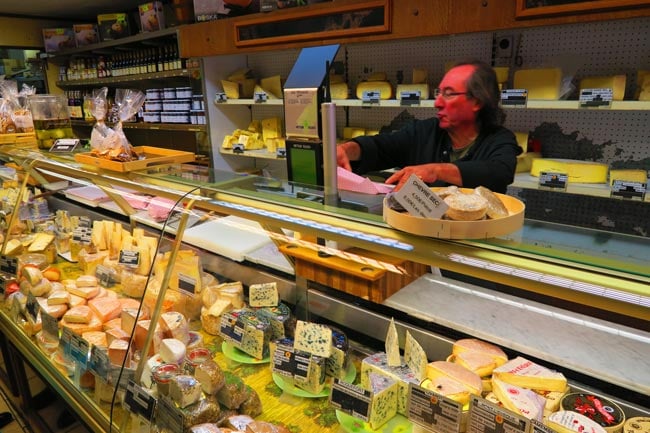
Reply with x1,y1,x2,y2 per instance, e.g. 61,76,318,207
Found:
547,411,607,433
493,356,567,392
492,378,545,421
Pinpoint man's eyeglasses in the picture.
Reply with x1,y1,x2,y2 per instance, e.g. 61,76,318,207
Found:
434,88,470,99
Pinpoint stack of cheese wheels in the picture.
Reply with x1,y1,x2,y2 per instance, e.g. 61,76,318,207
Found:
422,361,483,407
448,338,508,392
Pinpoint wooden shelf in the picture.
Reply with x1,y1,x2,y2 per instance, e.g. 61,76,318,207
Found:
71,120,206,132
57,69,191,87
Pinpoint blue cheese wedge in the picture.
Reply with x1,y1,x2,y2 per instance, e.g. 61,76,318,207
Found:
294,352,327,395
293,320,332,357
360,352,419,416
220,309,271,359
253,302,294,340
385,318,401,367
326,329,349,379
404,330,427,382
248,282,279,307
366,373,398,430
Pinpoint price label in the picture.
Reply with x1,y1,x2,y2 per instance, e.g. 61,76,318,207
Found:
41,311,60,342
501,89,528,107
389,174,448,219
119,250,140,267
60,327,74,360
0,278,5,297
539,171,568,190
215,92,227,103
467,396,529,433
232,143,245,153
96,264,116,287
219,312,245,344
124,380,156,422
70,333,89,368
361,90,381,104
531,419,557,433
579,88,613,108
0,256,18,276
407,383,463,433
400,91,421,106
254,91,268,103
154,395,184,433
89,345,110,381
271,339,295,378
611,180,646,200
329,379,372,421
177,273,197,294
276,148,287,158
50,139,80,153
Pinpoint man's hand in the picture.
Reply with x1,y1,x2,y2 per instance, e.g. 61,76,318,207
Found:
386,163,462,190
336,141,361,171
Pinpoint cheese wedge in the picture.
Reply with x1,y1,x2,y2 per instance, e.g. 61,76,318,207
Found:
66,284,100,300
546,411,607,433
385,318,400,367
108,339,130,366
514,68,563,100
60,313,103,335
221,80,240,99
609,169,647,185
425,360,482,401
343,127,366,140
88,297,122,323
492,356,567,392
404,330,427,382
28,233,55,252
366,373,398,430
449,351,498,378
82,331,108,348
36,297,68,319
492,378,545,421
531,158,609,183
259,75,283,99
330,82,349,99
63,305,93,324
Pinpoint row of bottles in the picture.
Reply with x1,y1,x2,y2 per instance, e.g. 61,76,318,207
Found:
60,45,184,81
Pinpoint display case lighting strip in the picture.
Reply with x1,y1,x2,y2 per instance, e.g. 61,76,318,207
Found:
448,253,650,307
210,199,414,251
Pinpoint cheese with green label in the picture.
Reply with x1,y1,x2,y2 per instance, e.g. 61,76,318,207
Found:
360,352,419,416
493,356,567,392
366,373,398,430
293,320,332,357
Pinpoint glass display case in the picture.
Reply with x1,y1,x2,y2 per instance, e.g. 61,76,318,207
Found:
0,145,647,433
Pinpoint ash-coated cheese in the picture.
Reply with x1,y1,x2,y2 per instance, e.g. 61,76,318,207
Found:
248,282,279,307
293,320,332,358
360,352,419,416
170,375,203,408
366,372,398,430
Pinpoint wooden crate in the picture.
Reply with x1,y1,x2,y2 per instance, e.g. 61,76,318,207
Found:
0,132,38,149
74,146,195,172
279,244,429,303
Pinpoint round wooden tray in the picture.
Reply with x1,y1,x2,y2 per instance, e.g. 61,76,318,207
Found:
383,188,525,239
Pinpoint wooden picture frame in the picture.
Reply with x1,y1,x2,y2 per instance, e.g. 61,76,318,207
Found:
515,0,650,19
234,0,391,47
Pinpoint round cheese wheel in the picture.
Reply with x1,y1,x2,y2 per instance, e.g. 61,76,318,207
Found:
560,393,625,433
474,186,509,219
624,418,650,433
444,192,488,221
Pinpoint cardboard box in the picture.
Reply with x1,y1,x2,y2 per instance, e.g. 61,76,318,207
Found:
139,2,165,32
193,0,227,22
73,24,100,47
97,13,132,41
42,28,76,53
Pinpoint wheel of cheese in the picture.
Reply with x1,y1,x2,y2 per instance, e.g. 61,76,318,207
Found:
624,417,650,433
560,392,625,433
444,192,488,221
474,186,509,219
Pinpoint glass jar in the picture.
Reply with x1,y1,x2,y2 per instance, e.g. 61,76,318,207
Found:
183,347,212,375
151,363,180,396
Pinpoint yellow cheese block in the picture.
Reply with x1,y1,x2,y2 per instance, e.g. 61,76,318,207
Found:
356,81,393,99
514,132,529,152
514,68,563,100
261,117,282,142
396,84,430,100
609,169,647,185
579,75,626,101
635,70,650,100
254,84,279,100
493,67,510,84
367,72,387,81
221,80,240,99
516,152,541,173
412,68,428,84
28,233,55,252
259,75,283,98
330,82,349,99
530,158,609,183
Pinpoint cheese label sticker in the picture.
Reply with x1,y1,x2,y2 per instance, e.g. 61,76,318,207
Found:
124,380,156,422
272,340,295,377
329,378,372,421
254,91,268,103
390,174,448,219
400,90,421,106
467,395,529,433
178,273,197,294
611,180,646,200
50,138,80,153
70,333,89,367
88,345,110,381
579,88,613,108
501,89,528,107
0,256,18,276
118,250,140,267
25,293,40,322
154,395,184,432
361,90,381,104
215,92,227,103
539,171,568,190
407,383,463,433
41,311,59,342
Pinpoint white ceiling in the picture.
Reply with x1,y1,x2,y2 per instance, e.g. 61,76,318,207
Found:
1,0,140,21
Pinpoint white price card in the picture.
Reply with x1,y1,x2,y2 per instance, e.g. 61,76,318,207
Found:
390,174,448,219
